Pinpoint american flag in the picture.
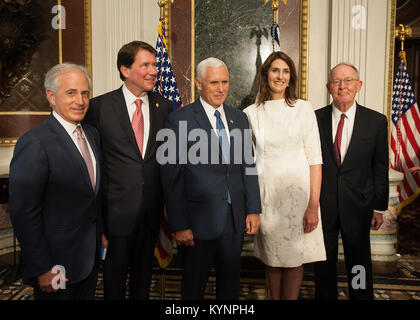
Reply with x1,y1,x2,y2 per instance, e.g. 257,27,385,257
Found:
153,21,182,111
153,20,181,268
390,55,420,212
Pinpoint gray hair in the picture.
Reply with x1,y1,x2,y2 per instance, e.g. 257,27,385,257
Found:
44,63,92,93
327,63,360,83
196,57,229,81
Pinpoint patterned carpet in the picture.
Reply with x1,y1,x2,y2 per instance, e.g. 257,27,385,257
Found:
1,197,419,301
1,257,420,300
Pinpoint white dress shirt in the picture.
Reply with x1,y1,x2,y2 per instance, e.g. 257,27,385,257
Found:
123,84,150,156
332,102,356,163
53,111,97,181
331,103,384,214
200,97,230,144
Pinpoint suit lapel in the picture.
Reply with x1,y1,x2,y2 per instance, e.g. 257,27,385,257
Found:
321,105,338,167
113,88,143,160
83,124,101,194
192,100,224,163
47,115,94,189
341,104,364,168
224,105,236,167
143,92,159,161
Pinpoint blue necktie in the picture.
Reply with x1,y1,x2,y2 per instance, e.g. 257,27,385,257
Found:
214,110,231,204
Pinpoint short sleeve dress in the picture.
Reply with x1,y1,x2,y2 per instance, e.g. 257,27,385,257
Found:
244,99,326,267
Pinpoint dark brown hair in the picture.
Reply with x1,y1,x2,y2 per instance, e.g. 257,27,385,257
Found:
256,51,298,107
117,41,157,81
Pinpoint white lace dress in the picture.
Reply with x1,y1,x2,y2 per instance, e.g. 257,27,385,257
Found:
244,99,326,267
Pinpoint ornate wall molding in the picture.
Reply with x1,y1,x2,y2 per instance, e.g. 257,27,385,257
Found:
0,138,18,147
84,0,92,80
386,0,396,128
299,0,309,100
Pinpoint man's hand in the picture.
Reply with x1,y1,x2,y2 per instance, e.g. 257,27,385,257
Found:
371,211,384,230
101,233,108,248
37,267,68,293
409,166,420,174
175,229,194,246
246,214,260,234
303,206,319,233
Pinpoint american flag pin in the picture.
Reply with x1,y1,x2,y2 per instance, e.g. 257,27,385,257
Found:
156,103,159,108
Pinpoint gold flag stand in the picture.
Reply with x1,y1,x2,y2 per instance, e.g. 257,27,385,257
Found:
264,0,287,23
157,0,173,57
395,24,412,66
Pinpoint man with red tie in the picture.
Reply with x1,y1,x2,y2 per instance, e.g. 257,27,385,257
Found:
85,41,172,300
314,63,389,300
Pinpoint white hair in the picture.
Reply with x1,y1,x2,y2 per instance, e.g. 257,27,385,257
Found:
328,63,360,83
44,63,92,93
196,57,229,81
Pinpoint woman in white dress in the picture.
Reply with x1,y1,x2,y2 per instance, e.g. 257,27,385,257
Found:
244,51,326,300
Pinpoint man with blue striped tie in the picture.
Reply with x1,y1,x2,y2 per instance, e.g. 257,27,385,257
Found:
161,57,261,299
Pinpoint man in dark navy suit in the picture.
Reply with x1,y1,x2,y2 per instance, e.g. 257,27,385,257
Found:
161,58,262,299
9,63,103,300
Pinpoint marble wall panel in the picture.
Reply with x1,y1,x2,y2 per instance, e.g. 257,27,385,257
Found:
194,0,300,109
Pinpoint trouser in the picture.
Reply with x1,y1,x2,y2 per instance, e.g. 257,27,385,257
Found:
103,214,159,300
181,205,244,300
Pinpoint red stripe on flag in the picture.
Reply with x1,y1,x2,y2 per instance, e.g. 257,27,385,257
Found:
402,114,420,158
409,105,420,134
156,236,169,259
398,137,415,197
161,218,173,240
399,130,420,187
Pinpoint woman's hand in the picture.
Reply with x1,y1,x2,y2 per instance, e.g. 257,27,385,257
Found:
303,206,319,233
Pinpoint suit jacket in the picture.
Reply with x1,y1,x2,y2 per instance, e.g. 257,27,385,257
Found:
9,115,101,285
85,88,172,237
161,99,262,240
315,104,389,233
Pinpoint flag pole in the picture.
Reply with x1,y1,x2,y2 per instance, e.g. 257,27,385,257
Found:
395,24,412,66
157,0,172,56
156,0,169,300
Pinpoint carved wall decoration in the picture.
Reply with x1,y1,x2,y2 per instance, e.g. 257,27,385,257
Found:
0,0,91,145
0,0,46,105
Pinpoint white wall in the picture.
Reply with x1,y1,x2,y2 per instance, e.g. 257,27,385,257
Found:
0,146,14,176
307,0,330,109
91,0,159,97
308,0,393,115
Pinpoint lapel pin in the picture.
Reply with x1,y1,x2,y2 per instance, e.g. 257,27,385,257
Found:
230,119,234,124
156,103,160,108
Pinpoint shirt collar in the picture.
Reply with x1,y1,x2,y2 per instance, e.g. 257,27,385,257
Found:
200,97,225,118
52,111,79,135
122,83,149,106
332,101,356,122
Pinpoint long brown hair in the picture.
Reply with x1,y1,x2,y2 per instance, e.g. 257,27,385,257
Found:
256,51,298,107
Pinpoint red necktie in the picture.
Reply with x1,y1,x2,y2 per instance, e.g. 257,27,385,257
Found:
75,126,95,190
334,113,346,166
132,99,144,156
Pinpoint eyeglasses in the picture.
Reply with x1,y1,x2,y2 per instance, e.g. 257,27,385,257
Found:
330,78,358,86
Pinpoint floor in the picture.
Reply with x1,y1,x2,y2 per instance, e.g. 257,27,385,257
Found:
0,196,419,300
